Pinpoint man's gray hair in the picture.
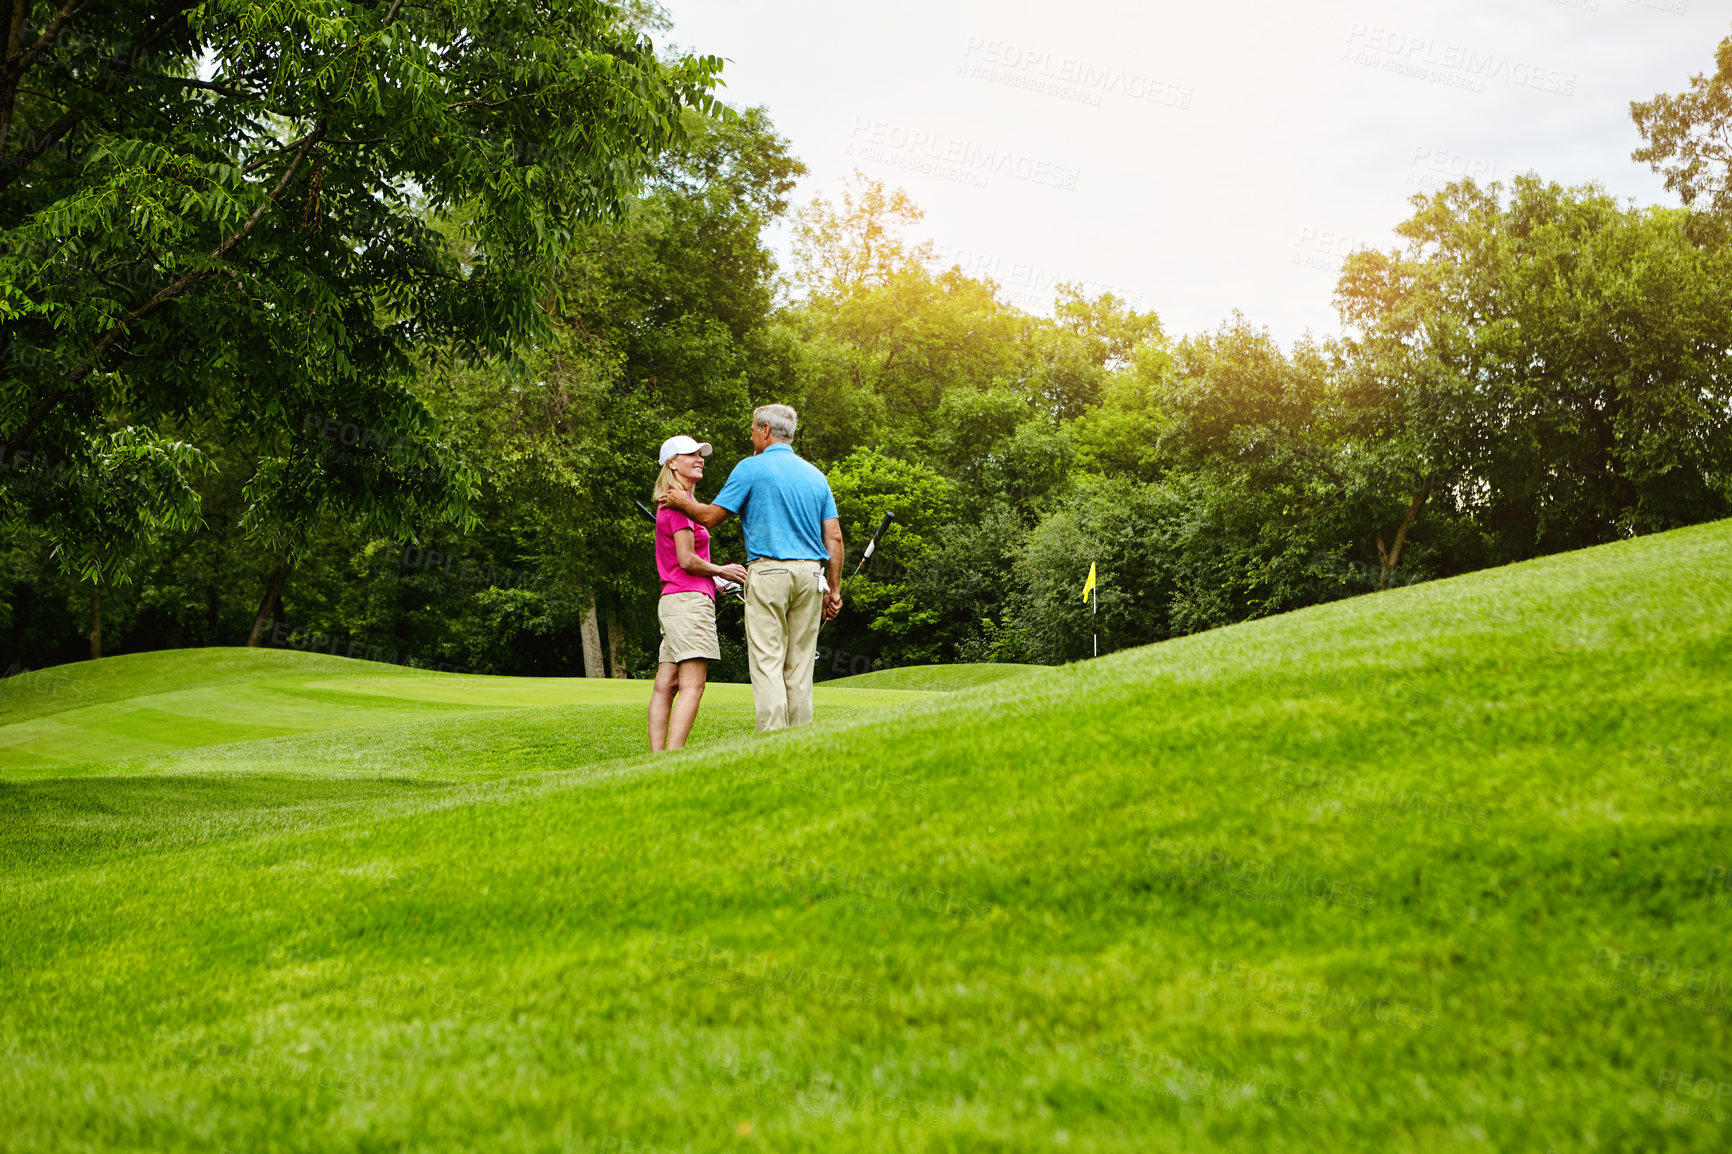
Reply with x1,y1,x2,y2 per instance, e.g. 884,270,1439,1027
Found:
753,403,798,442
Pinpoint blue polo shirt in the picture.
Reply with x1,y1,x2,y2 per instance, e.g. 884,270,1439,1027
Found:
711,443,838,562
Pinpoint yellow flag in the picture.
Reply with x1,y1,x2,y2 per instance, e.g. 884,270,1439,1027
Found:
1081,561,1097,604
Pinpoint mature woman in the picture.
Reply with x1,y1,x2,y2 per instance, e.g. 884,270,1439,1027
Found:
648,434,748,752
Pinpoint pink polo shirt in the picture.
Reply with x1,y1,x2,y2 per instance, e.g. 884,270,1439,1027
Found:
656,506,716,599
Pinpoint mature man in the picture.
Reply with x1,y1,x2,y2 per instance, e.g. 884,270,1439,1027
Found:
663,404,843,731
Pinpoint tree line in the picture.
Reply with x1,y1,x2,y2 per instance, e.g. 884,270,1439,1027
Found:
2,3,1729,679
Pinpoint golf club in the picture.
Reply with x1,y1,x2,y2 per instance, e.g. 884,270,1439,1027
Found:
853,510,896,577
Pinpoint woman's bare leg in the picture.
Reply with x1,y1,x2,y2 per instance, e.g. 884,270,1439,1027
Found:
667,659,708,750
648,661,679,752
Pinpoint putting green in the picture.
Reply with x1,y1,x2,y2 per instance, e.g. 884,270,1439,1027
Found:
303,673,927,710
0,651,932,771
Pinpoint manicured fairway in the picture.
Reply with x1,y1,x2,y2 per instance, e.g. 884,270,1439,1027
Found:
3,520,1730,1152
0,651,928,773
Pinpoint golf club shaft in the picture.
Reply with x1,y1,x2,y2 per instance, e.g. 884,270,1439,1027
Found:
853,511,896,576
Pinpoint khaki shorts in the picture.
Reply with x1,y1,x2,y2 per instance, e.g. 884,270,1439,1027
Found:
658,591,721,664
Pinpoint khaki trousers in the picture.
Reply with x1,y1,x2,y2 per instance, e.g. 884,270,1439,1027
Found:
743,558,824,731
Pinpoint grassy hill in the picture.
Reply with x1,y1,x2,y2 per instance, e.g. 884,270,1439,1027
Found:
2,520,1730,1152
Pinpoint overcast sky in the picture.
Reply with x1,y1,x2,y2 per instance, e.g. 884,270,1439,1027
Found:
662,0,1729,344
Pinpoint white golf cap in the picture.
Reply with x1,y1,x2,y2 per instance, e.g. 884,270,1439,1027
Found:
658,435,713,466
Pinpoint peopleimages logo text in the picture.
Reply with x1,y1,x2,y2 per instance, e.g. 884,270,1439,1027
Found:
959,38,1194,110
1344,24,1576,96
847,119,1080,191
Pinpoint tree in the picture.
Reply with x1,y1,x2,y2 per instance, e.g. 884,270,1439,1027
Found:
407,106,804,676
789,174,1026,449
928,387,1074,517
1153,314,1331,476
792,170,932,292
1011,476,1192,663
1022,286,1164,420
0,0,725,548
1334,177,1732,561
825,447,952,663
1068,341,1175,478
238,417,479,646
1631,30,1732,220
37,428,203,657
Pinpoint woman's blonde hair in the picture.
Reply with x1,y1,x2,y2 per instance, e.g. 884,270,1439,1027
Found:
652,461,690,504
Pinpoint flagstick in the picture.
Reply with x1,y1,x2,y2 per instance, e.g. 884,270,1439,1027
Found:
1081,560,1098,658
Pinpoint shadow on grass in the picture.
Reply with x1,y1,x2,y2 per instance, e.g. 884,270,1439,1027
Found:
0,774,449,873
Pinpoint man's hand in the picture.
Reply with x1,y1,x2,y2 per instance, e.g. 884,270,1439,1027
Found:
663,487,731,529
823,588,843,620
718,563,748,585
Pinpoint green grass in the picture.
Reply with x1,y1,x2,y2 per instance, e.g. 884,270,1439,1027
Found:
0,649,924,772
3,521,1731,1152
822,662,1042,691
